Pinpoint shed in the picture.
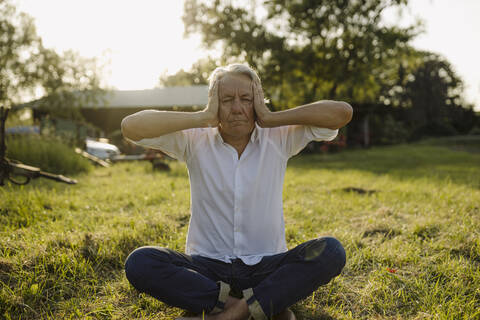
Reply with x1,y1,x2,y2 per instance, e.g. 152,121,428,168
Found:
80,86,208,135
17,86,209,136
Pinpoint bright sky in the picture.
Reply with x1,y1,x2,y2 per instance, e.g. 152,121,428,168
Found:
15,0,480,110
16,0,207,91
385,0,480,110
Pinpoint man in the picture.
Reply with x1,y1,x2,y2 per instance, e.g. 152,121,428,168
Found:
122,64,352,320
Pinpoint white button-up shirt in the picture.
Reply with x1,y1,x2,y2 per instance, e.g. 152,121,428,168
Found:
131,124,337,265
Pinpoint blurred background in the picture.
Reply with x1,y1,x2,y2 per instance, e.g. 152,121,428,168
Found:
2,0,480,166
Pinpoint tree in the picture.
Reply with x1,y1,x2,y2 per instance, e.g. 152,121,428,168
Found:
182,0,420,109
402,52,476,136
0,0,40,110
32,48,105,121
0,0,105,120
158,57,218,87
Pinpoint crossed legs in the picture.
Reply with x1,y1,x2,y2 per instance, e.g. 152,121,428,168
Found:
125,237,346,319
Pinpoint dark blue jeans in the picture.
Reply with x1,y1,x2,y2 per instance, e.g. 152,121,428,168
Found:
125,237,346,319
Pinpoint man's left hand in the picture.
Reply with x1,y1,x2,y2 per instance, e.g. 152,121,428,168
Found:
253,82,271,127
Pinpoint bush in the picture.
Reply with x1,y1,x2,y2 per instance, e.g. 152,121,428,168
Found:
378,115,410,145
469,126,480,135
409,121,457,141
5,134,92,175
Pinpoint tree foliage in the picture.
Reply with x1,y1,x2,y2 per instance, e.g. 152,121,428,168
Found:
404,53,465,120
379,49,476,135
0,0,104,120
0,0,40,109
181,0,420,109
159,57,218,87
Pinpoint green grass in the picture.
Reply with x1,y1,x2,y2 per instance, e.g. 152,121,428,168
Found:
416,135,480,154
1,140,479,319
5,135,92,175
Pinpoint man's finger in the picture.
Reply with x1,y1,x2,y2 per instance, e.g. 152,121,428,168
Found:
214,83,219,107
208,82,219,110
254,82,263,107
253,82,261,106
209,80,219,99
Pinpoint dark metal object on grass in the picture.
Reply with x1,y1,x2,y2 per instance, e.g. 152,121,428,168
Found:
111,152,170,171
342,187,377,195
0,107,77,186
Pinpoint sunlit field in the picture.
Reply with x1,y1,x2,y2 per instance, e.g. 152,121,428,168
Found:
1,140,479,319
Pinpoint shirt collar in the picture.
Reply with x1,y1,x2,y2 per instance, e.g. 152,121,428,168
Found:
214,123,260,144
250,123,260,142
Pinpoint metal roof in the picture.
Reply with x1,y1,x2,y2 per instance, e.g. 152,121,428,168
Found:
15,86,209,110
91,86,209,108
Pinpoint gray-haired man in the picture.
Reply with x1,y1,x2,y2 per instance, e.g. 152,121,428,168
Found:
122,64,352,320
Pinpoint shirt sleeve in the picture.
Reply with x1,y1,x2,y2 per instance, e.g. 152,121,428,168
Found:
269,125,338,158
124,129,197,162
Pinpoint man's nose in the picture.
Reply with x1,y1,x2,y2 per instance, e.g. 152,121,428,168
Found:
231,97,243,113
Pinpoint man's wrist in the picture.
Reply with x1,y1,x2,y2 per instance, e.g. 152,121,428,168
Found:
256,110,275,127
197,110,218,127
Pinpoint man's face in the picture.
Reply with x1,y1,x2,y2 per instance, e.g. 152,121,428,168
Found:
218,73,255,138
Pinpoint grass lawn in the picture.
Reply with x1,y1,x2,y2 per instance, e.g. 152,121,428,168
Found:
1,140,479,319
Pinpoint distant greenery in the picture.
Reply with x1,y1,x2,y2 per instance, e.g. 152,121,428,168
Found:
1,0,105,120
5,135,92,175
168,0,478,139
159,57,216,87
1,139,479,319
417,135,480,153
182,0,419,107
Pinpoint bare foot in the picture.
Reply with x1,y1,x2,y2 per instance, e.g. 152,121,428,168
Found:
175,296,249,320
273,308,296,320
222,295,241,311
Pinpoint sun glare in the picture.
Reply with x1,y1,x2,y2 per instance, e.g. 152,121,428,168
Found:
14,0,480,109
16,0,211,90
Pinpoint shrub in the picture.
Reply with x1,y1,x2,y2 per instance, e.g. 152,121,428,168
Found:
5,134,92,175
409,120,457,141
378,115,410,145
469,126,480,135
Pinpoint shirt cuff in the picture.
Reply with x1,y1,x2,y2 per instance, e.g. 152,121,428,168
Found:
309,126,339,142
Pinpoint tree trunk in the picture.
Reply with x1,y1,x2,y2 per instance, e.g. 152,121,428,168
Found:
0,106,8,186
363,114,370,147
329,82,338,99
0,107,7,160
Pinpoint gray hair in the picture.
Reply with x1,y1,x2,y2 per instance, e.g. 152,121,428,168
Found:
208,63,262,92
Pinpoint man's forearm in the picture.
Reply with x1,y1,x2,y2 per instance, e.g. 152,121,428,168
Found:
258,101,353,130
121,110,214,141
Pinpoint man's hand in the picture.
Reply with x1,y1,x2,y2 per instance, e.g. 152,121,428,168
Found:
252,80,352,129
121,80,222,141
253,82,271,127
204,81,220,127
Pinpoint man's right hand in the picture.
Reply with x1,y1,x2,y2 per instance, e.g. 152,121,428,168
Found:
121,81,222,141
203,81,220,127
